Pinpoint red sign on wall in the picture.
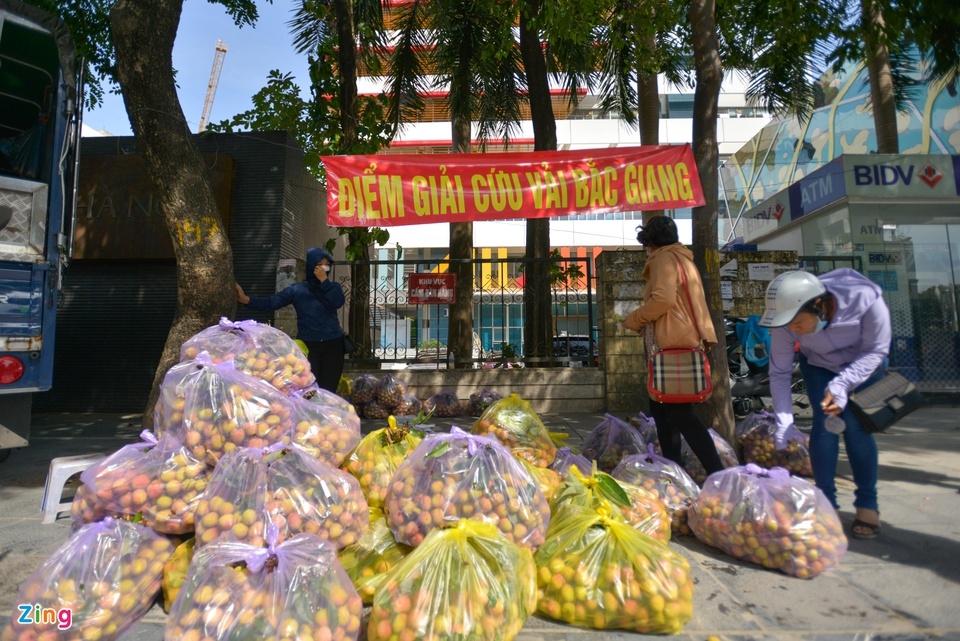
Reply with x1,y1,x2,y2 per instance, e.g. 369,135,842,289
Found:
408,273,456,304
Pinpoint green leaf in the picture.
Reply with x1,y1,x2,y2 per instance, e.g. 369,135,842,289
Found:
426,442,451,458
596,473,631,507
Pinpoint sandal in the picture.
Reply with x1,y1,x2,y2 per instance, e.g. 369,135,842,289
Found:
851,518,881,539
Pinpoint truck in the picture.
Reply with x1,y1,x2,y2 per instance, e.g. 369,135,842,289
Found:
0,1,82,460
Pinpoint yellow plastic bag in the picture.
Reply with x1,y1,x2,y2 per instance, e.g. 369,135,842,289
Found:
342,416,425,508
368,519,537,641
472,393,557,467
534,502,693,634
338,508,412,603
517,456,562,502
553,465,671,542
162,537,196,612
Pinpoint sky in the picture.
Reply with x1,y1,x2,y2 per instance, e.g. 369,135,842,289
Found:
82,0,311,136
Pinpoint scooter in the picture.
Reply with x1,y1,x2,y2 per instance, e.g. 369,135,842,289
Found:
725,317,810,420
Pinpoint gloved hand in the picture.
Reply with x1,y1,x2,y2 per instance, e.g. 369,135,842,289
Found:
774,424,800,450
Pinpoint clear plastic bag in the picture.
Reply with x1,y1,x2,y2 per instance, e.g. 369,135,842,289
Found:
360,399,391,419
301,382,357,416
534,502,693,633
680,428,741,485
167,530,363,641
193,445,368,550
612,445,701,536
368,519,537,641
422,390,465,417
351,374,380,405
688,463,848,578
337,508,413,604
553,466,671,542
343,416,426,509
180,317,315,394
1,518,174,641
154,355,293,464
628,411,660,452
376,374,407,408
550,446,594,478
394,392,422,416
736,411,813,477
287,389,361,468
472,393,557,467
468,387,503,417
581,413,648,473
385,427,551,549
71,431,209,534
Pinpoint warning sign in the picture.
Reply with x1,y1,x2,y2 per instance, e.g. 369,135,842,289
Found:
408,273,456,304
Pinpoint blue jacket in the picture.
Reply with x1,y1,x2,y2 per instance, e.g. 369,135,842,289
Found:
245,248,346,341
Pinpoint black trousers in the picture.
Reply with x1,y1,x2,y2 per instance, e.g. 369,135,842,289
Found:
649,400,724,476
303,337,345,393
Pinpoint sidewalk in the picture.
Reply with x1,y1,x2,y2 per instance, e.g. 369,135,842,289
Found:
1,406,959,640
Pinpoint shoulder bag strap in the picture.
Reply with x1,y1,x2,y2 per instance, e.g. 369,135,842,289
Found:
674,255,703,344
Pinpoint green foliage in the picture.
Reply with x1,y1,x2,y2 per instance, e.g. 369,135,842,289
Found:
418,338,444,349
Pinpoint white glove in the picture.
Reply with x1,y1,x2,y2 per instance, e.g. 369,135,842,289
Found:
774,424,800,450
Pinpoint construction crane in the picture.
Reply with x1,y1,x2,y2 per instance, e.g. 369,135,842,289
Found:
198,39,228,133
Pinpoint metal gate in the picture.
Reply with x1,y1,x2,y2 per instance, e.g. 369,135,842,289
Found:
336,255,597,369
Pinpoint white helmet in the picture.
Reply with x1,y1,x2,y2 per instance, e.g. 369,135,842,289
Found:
759,270,826,328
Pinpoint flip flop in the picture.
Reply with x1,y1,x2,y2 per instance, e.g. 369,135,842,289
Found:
851,518,881,539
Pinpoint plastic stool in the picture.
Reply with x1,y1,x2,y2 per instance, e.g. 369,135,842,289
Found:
41,454,105,524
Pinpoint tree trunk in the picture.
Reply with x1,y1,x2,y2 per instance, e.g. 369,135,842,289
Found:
448,117,474,368
688,0,735,442
347,232,372,359
862,0,899,153
333,0,358,152
110,0,235,429
520,0,555,363
638,35,663,224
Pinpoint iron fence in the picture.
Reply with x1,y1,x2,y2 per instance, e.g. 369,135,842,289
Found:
334,255,597,368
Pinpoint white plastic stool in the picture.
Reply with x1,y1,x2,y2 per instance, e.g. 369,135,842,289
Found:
41,454,105,524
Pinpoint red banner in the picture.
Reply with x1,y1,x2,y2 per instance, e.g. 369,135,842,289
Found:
408,273,456,304
323,145,704,227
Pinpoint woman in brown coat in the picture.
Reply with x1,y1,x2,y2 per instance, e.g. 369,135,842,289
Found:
622,216,724,475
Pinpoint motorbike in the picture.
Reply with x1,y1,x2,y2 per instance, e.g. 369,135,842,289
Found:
725,316,811,421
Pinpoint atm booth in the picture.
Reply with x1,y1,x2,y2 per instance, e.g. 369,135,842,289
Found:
733,154,960,391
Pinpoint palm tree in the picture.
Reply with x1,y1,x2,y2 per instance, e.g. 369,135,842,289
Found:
385,0,525,367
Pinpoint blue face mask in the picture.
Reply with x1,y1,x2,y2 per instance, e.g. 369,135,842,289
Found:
809,319,827,335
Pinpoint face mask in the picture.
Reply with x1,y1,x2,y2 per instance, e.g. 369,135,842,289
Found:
809,319,827,335
321,265,331,273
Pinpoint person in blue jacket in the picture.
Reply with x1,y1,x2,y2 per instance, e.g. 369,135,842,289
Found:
759,269,891,540
236,248,346,393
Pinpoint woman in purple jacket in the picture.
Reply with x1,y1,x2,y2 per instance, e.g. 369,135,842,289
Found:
759,269,891,539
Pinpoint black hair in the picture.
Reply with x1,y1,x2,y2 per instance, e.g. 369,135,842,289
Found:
636,216,679,247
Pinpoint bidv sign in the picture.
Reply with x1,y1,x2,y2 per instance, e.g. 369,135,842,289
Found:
742,201,787,241
854,163,945,189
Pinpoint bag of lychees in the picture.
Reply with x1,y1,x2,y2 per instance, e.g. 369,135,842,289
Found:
368,519,537,641
688,463,847,578
154,354,293,464
179,317,315,393
472,393,557,467
167,528,363,641
337,507,413,603
534,501,693,633
2,518,173,641
612,444,700,536
385,427,551,549
193,444,368,550
71,430,209,534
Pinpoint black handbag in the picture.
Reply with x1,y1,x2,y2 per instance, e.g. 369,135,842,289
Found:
848,371,926,433
342,333,357,354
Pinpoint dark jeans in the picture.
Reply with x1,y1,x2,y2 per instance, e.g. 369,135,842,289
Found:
649,400,724,475
303,337,345,393
799,355,885,512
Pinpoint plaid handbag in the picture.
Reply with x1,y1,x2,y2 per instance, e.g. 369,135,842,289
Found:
647,256,713,403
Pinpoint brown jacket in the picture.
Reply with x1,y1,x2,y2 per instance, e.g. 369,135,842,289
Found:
622,244,718,349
